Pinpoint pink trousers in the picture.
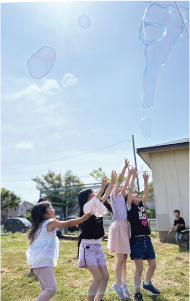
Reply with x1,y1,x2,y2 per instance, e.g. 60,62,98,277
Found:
33,267,57,301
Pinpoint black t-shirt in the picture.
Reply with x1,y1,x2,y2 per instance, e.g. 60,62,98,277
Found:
127,200,151,237
80,215,105,239
174,217,185,233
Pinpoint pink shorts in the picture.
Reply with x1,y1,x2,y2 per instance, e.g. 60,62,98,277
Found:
78,241,106,268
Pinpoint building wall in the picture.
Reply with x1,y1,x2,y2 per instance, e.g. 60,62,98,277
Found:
150,148,189,234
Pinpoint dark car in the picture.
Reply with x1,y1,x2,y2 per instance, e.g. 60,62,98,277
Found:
3,218,32,234
68,216,79,233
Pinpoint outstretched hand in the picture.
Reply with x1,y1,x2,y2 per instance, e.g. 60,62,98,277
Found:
143,171,150,181
128,165,137,175
124,159,130,169
101,176,108,190
110,170,116,183
81,213,92,222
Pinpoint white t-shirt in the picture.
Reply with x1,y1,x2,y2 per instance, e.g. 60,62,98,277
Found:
26,218,59,268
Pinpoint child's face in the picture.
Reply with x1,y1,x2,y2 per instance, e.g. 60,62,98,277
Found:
174,212,180,219
132,191,141,205
44,205,56,219
87,191,95,201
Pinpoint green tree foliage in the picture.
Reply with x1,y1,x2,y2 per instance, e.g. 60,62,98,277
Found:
32,170,84,218
1,188,21,211
89,167,126,183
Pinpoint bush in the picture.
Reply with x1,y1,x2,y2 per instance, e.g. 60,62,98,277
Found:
25,212,31,222
146,208,156,219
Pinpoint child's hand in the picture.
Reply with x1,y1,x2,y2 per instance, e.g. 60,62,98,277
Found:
124,159,130,169
128,165,137,175
132,170,138,178
81,213,92,222
143,171,150,181
168,230,172,234
110,170,116,183
101,176,107,190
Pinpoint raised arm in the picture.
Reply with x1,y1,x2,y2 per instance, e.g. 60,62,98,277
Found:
96,176,108,199
121,166,137,197
142,171,150,206
101,170,116,203
115,159,130,195
127,171,137,207
47,213,92,232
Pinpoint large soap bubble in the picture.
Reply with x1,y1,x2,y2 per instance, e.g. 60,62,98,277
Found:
140,117,152,139
27,46,56,79
78,15,90,29
139,2,189,108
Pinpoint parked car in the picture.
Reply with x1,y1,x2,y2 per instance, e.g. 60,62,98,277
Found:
3,218,32,234
68,216,79,232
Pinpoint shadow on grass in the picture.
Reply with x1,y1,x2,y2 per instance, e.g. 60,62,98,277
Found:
25,270,38,281
178,245,189,253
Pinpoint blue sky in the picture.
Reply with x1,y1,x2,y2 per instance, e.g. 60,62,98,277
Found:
1,1,189,204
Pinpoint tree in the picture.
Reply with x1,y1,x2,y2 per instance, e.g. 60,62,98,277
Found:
1,188,21,211
90,167,128,185
32,170,84,218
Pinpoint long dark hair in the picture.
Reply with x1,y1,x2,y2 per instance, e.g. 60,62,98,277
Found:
78,188,93,218
28,201,51,240
101,183,113,213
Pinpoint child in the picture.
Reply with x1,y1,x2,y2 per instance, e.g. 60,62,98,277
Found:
26,200,91,301
78,171,116,301
168,210,185,245
108,159,137,300
126,170,160,301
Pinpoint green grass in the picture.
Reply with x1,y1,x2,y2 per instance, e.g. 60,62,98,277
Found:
1,231,189,301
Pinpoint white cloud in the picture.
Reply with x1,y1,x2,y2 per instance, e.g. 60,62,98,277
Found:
5,93,23,101
61,73,79,87
41,79,61,95
15,142,34,149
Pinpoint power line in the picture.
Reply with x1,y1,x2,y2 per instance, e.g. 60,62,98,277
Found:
2,139,131,171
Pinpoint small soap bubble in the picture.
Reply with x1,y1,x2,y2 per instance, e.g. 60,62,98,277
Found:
78,15,90,29
27,46,56,79
139,3,189,108
140,118,152,139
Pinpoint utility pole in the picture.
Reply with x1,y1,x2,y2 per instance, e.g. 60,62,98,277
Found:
132,135,140,193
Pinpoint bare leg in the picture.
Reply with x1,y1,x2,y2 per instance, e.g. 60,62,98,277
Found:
86,265,103,301
144,259,156,284
121,254,127,284
96,265,109,301
115,253,126,286
134,259,143,293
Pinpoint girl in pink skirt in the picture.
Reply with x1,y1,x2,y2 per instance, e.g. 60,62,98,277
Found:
107,159,137,299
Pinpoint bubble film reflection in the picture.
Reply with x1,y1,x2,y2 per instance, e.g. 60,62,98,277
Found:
140,118,152,139
139,3,189,108
78,15,90,29
27,46,56,79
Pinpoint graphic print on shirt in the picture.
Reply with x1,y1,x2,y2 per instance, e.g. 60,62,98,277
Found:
137,206,147,227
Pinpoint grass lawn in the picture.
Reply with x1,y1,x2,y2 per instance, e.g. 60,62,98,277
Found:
1,231,189,301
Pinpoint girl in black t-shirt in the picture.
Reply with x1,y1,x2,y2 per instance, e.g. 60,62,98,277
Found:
126,171,160,301
78,171,116,301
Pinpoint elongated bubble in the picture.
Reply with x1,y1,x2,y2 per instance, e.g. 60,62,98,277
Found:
27,46,56,79
139,3,189,108
78,15,90,29
140,118,152,139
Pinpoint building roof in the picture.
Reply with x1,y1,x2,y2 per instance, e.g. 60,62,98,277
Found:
137,137,189,154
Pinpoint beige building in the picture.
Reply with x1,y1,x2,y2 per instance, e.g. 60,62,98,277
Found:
137,138,189,243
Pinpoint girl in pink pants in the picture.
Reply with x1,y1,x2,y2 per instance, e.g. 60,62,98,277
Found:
26,200,91,301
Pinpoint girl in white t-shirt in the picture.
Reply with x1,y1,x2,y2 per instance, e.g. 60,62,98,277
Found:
26,201,91,301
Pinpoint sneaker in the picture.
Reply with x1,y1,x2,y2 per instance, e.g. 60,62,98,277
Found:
121,282,131,297
142,281,160,295
112,283,127,300
134,292,143,301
